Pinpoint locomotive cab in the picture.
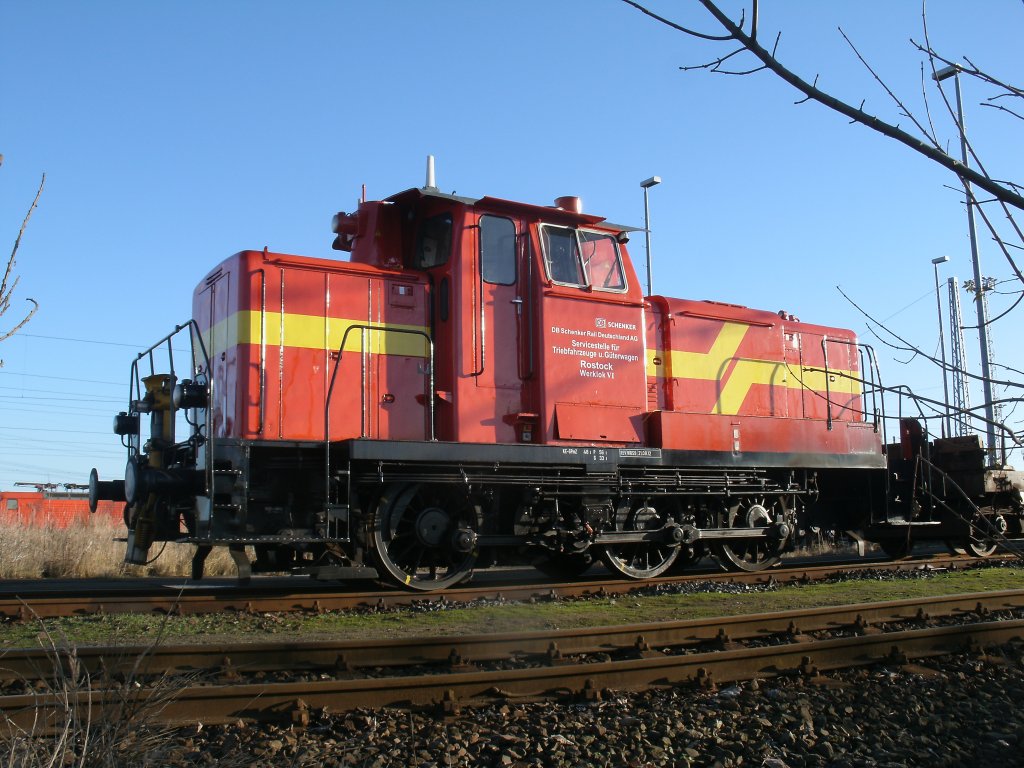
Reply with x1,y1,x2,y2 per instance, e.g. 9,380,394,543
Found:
332,186,649,449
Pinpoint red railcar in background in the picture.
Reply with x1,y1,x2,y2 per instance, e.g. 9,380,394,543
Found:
1,489,122,528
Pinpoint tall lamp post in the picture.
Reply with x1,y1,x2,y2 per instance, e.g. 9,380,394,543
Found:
933,63,998,463
931,255,951,437
641,176,661,296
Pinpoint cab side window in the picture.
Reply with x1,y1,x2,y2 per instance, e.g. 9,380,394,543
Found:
415,213,452,268
480,215,516,285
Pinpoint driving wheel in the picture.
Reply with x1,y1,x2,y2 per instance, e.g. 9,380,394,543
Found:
711,496,788,573
371,483,479,591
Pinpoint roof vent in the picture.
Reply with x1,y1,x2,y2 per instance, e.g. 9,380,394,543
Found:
554,196,582,214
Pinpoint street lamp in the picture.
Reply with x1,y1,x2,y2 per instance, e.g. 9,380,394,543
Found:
933,63,998,463
931,255,951,437
640,176,661,296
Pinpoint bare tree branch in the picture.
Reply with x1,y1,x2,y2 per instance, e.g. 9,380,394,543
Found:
0,168,45,355
620,0,1024,211
981,102,1024,122
839,26,937,146
619,0,733,41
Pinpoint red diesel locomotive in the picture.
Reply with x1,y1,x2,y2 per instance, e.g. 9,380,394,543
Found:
89,172,1023,589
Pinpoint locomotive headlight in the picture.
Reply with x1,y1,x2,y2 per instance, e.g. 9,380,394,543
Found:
331,211,359,235
173,380,208,409
113,412,140,436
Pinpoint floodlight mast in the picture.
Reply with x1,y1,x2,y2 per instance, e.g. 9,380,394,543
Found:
932,63,999,464
931,255,951,437
641,176,661,296
948,276,973,438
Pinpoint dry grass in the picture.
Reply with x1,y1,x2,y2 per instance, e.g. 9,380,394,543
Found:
0,517,236,579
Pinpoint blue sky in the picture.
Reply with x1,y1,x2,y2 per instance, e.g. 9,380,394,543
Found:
2,1,1022,490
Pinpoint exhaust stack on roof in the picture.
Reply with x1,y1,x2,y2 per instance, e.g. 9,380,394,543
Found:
425,155,437,189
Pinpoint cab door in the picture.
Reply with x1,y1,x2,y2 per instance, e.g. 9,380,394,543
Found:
472,214,527,442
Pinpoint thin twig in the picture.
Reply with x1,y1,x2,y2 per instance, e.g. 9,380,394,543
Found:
1,172,45,344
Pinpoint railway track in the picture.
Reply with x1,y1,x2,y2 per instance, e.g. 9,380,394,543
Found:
0,552,1008,620
2,589,1022,733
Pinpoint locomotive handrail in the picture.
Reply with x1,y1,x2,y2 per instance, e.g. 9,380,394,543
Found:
257,269,266,435
861,343,887,444
471,235,485,377
128,320,212,390
860,346,884,436
818,336,884,435
821,336,832,431
126,320,213,498
127,320,212,426
520,231,535,380
323,324,435,511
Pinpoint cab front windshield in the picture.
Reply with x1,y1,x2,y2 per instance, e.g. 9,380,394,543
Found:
541,226,625,291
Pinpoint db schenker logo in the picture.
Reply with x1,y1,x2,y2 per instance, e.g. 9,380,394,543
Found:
595,318,607,328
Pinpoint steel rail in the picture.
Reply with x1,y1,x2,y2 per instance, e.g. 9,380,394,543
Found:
2,614,1021,733
2,589,1022,683
0,554,1008,621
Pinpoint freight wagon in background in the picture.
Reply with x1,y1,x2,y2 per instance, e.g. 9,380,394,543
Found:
1,488,122,529
89,160,1024,590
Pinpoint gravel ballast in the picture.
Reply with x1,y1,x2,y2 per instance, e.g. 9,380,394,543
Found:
67,647,1023,767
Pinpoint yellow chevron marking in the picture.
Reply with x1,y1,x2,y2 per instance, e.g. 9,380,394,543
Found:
645,321,749,379
714,359,860,414
646,321,860,415
201,310,429,358
715,359,787,415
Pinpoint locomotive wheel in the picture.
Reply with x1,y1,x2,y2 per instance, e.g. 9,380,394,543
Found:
371,483,479,591
963,538,997,558
600,502,680,580
958,513,1006,558
711,496,786,573
533,551,595,580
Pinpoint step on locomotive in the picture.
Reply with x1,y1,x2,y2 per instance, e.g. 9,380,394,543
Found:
89,164,1024,590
